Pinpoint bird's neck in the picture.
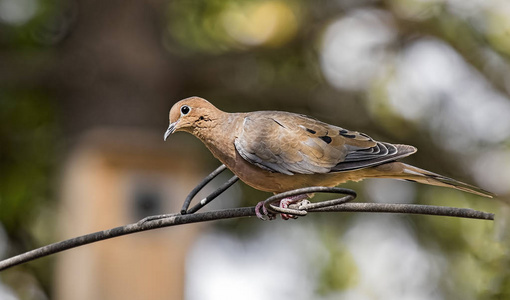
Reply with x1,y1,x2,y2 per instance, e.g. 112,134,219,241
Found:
193,112,245,167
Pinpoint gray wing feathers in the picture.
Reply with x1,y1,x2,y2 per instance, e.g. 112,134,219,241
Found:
343,142,397,162
332,143,416,171
235,138,293,175
234,113,417,175
234,138,330,175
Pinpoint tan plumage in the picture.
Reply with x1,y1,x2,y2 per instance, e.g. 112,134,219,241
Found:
165,96,494,201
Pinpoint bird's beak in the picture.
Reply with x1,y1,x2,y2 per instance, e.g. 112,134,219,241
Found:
164,121,177,141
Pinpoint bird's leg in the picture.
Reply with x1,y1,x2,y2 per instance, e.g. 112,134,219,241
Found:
255,194,309,220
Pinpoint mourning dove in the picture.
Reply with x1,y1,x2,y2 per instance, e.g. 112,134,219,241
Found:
164,96,494,219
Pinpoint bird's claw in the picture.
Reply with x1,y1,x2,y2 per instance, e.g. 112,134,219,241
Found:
298,199,311,209
255,195,310,220
280,198,298,220
255,201,276,220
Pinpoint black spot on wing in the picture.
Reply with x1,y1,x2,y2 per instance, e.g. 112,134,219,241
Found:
339,129,356,139
306,128,316,134
319,136,332,144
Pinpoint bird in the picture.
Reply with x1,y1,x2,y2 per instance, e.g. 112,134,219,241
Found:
164,96,494,219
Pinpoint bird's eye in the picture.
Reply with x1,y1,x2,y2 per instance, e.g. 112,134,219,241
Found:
180,105,191,115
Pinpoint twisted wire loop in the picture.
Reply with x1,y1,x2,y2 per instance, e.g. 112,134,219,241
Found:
182,165,358,219
181,164,239,214
140,165,238,223
263,187,357,218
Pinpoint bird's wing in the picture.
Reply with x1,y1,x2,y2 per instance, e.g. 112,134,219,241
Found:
234,111,416,175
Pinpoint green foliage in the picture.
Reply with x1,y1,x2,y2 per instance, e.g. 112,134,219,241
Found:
0,0,66,48
165,0,303,55
316,229,358,295
0,92,58,238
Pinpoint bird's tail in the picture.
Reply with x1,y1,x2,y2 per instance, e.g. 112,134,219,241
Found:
369,162,495,198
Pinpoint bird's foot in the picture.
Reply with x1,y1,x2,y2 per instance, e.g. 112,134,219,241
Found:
255,194,309,220
280,194,309,220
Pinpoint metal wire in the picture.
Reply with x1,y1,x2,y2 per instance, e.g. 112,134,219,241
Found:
262,187,357,218
180,165,357,219
187,175,239,214
181,164,231,214
144,164,238,221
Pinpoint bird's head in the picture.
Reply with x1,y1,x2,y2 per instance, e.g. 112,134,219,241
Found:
164,96,220,141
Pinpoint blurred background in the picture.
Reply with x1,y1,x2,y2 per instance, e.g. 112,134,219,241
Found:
1,0,510,299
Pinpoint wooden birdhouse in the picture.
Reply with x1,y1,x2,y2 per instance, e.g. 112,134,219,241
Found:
55,129,208,300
